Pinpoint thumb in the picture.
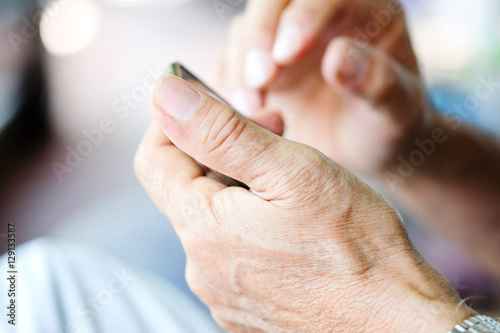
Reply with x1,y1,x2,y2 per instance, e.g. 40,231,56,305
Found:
150,75,317,199
322,37,425,128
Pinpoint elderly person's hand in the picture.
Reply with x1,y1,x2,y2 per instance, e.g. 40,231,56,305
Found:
134,75,473,332
216,0,431,175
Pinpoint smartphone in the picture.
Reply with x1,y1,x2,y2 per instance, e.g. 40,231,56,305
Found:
167,62,249,189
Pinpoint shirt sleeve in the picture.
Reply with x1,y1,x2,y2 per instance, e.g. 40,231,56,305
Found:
0,237,224,333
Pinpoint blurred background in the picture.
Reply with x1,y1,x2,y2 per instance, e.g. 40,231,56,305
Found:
0,0,499,316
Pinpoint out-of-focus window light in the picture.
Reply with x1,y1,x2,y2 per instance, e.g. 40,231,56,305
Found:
408,0,498,75
414,18,476,73
40,0,101,57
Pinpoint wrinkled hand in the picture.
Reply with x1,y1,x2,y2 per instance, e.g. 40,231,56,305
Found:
135,75,471,332
216,0,433,174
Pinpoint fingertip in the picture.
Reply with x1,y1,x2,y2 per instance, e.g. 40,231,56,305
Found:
323,37,419,123
251,109,285,136
245,49,278,88
271,22,305,64
322,38,369,90
154,75,202,123
271,0,346,65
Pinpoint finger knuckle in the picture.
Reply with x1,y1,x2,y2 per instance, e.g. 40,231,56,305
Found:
133,148,176,215
187,277,218,307
185,270,200,294
201,106,247,163
296,148,333,178
185,265,209,298
273,147,337,199
212,314,236,331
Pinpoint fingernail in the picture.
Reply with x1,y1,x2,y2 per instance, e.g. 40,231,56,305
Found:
245,49,275,88
231,88,262,117
337,46,368,84
155,76,202,121
272,24,303,62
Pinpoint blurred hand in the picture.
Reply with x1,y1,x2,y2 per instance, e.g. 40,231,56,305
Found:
135,75,471,332
216,0,433,175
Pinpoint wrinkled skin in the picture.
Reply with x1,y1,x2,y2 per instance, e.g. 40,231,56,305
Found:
135,74,472,332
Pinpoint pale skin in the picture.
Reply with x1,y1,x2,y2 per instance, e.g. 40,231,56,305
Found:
134,0,500,331
216,0,500,279
135,75,473,332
